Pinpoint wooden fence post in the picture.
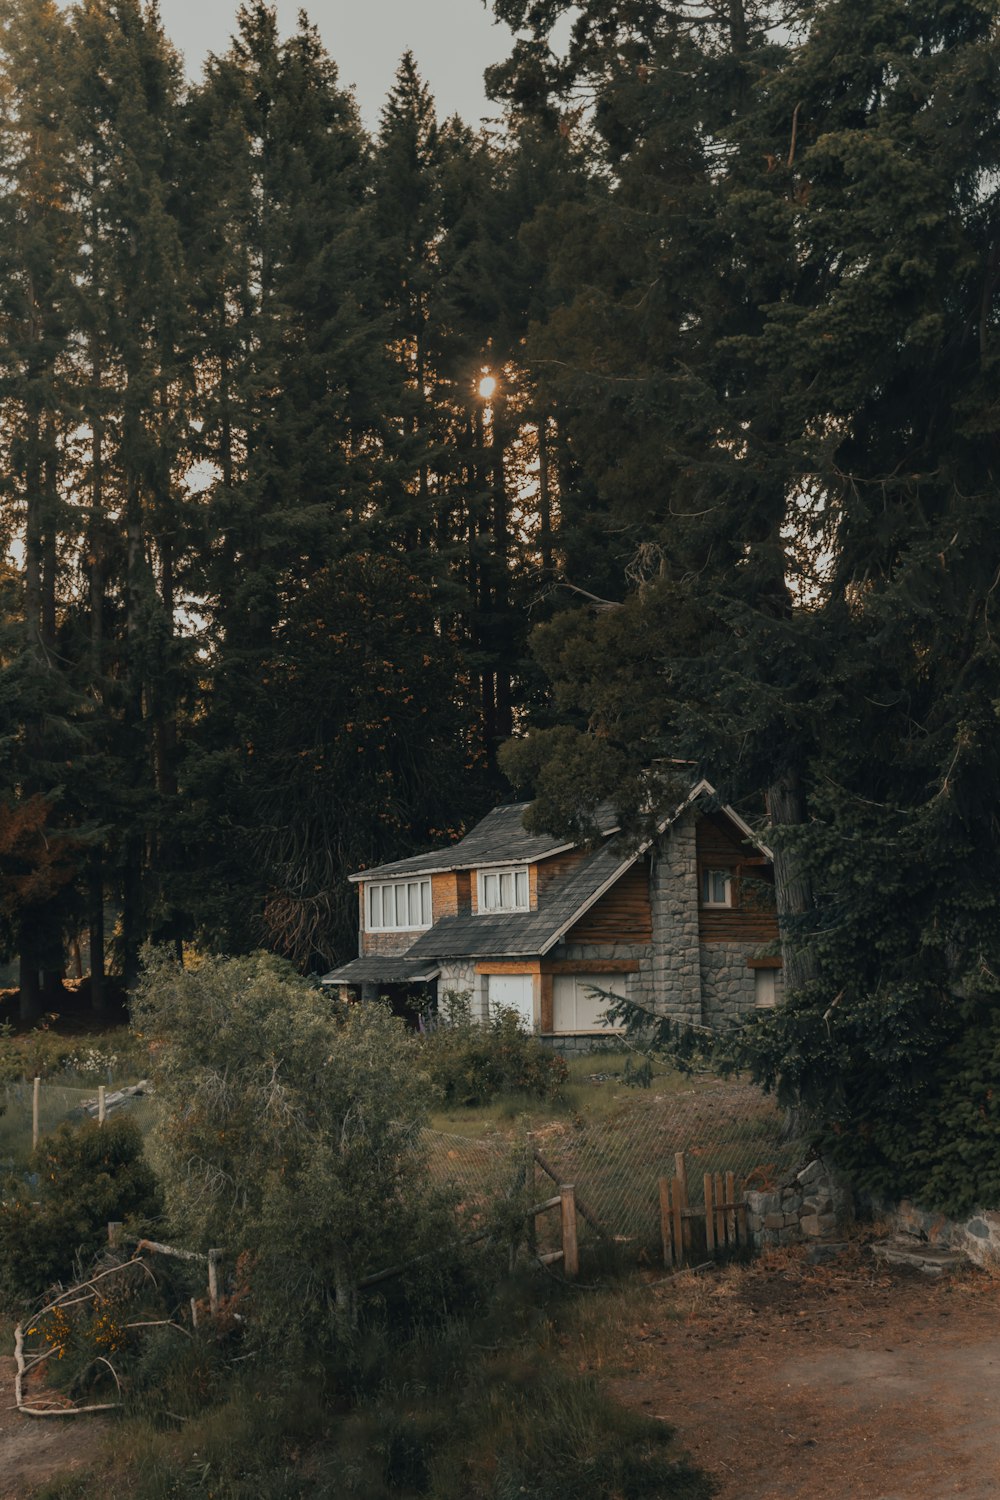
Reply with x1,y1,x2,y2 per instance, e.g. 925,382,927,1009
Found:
560,1184,579,1279
725,1171,737,1248
674,1152,691,1257
658,1177,672,1267
525,1137,537,1258
32,1076,40,1150
207,1249,221,1315
98,1085,106,1126
704,1173,715,1253
714,1171,725,1249
107,1221,123,1249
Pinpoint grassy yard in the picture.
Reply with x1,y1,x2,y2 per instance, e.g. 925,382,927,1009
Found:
426,1050,731,1137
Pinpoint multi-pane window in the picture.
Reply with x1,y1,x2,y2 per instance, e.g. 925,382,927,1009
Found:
478,867,529,913
366,879,432,931
701,868,733,907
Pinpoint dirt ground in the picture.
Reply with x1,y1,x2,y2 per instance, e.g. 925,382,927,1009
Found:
0,1356,109,1499
608,1239,1000,1499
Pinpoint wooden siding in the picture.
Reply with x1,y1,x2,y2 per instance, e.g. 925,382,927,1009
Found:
535,847,588,900
562,859,652,946
696,812,779,944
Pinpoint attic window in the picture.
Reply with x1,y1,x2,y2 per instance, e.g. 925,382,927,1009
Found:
478,867,529,913
366,879,432,932
701,868,732,908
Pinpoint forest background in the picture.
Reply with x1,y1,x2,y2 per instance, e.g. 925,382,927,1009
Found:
3,0,1000,1205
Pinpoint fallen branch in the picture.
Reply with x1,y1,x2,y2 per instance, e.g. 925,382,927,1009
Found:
13,1324,120,1418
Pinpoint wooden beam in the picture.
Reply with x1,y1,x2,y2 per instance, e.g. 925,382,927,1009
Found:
474,961,542,975
541,959,640,974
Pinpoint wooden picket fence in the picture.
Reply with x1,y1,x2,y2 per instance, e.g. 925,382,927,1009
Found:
658,1150,748,1268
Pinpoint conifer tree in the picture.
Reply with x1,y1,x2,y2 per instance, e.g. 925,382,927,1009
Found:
65,0,193,989
0,0,88,1014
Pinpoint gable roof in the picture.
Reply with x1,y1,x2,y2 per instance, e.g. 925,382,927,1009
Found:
347,800,621,884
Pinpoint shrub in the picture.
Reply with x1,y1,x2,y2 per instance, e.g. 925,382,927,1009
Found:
132,947,461,1362
0,1116,160,1302
416,995,568,1108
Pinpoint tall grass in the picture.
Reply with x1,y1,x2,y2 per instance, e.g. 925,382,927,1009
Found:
34,1272,715,1500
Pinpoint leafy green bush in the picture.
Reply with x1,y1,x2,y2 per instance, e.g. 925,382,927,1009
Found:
133,947,462,1361
416,996,568,1107
0,1116,160,1302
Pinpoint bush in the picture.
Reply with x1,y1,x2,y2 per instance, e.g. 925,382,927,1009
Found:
0,1116,160,1302
132,947,461,1362
416,995,568,1108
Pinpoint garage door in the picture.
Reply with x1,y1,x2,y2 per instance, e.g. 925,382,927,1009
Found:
487,973,535,1029
552,974,627,1033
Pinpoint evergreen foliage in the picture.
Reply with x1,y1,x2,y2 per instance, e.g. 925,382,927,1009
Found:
1,0,1000,1211
490,0,1000,1211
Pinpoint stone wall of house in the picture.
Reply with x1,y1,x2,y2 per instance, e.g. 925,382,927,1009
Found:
745,1156,853,1250
699,943,760,1027
556,940,654,1008
649,812,702,1024
435,961,484,1019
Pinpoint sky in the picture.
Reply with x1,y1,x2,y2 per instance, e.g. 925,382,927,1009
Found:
154,0,519,130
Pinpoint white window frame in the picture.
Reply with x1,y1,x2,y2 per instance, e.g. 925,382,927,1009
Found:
701,867,733,908
476,866,530,914
366,878,432,932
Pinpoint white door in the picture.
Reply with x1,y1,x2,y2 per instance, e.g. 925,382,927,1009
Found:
487,973,535,1029
552,974,628,1033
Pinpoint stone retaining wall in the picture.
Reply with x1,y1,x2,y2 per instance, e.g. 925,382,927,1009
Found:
882,1198,1000,1269
745,1156,853,1249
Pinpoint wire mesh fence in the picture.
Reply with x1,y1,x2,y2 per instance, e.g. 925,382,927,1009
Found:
423,1079,803,1263
0,1078,158,1172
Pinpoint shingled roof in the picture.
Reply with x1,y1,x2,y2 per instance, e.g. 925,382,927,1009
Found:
404,836,636,959
347,801,620,883
319,956,441,986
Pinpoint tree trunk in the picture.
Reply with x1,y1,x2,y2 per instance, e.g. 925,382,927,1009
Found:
89,860,106,1014
766,764,818,992
537,413,553,578
18,949,41,1024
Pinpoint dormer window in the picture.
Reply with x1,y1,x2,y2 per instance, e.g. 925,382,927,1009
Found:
367,879,432,931
701,868,732,907
478,867,529,913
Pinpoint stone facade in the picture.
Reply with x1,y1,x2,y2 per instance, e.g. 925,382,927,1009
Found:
700,943,775,1027
436,960,483,1019
649,813,702,1024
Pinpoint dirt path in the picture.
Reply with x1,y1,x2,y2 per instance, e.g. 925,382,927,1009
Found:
0,1356,109,1499
606,1242,1000,1499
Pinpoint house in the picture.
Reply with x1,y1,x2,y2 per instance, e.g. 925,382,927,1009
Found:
320,779,783,1048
